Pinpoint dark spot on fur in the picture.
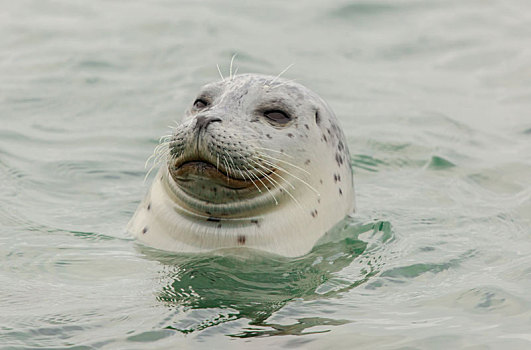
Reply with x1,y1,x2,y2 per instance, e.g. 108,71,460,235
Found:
238,235,246,245
142,227,148,234
305,159,311,165
320,179,323,184
335,153,343,166
339,188,343,195
304,124,310,130
266,134,272,139
147,203,151,210
334,174,338,183
323,134,328,143
287,133,294,138
317,198,321,204
207,217,220,222
311,209,318,218
217,223,222,228
338,140,344,151
315,110,321,125
251,219,260,227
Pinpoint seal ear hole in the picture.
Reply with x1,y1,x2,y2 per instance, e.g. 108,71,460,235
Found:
315,110,321,125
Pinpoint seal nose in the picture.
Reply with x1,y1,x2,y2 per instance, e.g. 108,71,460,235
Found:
194,116,222,131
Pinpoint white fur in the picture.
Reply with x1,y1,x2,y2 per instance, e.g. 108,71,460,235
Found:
127,74,354,257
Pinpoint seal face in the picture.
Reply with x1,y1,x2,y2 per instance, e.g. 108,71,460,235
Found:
127,73,355,257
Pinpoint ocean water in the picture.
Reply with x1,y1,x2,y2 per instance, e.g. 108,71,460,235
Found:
1,0,531,349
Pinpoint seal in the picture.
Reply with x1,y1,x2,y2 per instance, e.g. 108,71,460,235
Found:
127,73,355,257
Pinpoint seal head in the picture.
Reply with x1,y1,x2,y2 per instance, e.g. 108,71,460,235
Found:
127,73,354,257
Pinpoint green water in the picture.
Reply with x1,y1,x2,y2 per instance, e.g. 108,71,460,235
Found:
1,0,531,349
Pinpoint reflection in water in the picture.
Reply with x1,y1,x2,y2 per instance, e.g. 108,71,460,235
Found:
139,219,392,337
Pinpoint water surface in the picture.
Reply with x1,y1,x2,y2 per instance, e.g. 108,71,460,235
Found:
1,0,531,349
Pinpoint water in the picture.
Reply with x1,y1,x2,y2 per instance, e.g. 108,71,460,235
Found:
1,0,530,348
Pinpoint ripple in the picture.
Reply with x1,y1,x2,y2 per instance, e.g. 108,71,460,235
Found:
427,286,528,316
351,154,388,172
329,1,427,20
135,219,393,336
426,155,456,170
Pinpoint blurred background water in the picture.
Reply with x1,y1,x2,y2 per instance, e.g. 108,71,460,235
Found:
1,0,530,348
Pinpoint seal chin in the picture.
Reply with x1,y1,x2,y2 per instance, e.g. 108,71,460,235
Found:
167,157,278,213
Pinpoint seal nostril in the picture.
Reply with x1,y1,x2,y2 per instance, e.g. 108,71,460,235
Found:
195,116,222,131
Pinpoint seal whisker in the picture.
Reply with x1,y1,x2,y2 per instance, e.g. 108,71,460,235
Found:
241,168,263,193
255,153,321,197
144,147,169,183
143,165,158,183
248,158,303,210
154,147,169,164
216,64,225,81
159,134,173,143
254,147,294,158
245,158,280,192
269,79,298,90
245,164,279,205
145,141,170,169
229,53,237,80
251,156,296,190
225,151,244,181
222,151,239,180
241,163,278,205
144,153,156,169
270,63,294,86
155,150,169,165
225,151,258,187
256,151,311,175
235,155,280,201
236,151,297,192
221,156,232,179
234,164,262,193
154,145,170,163
154,143,170,156
153,151,167,166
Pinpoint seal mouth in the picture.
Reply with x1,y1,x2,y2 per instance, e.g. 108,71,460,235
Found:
171,158,274,190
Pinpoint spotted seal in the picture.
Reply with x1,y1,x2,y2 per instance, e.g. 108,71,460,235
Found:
127,73,354,257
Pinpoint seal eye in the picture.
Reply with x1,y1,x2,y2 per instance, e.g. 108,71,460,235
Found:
264,110,291,124
193,99,208,109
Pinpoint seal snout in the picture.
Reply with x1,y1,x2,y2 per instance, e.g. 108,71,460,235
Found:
194,115,222,132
